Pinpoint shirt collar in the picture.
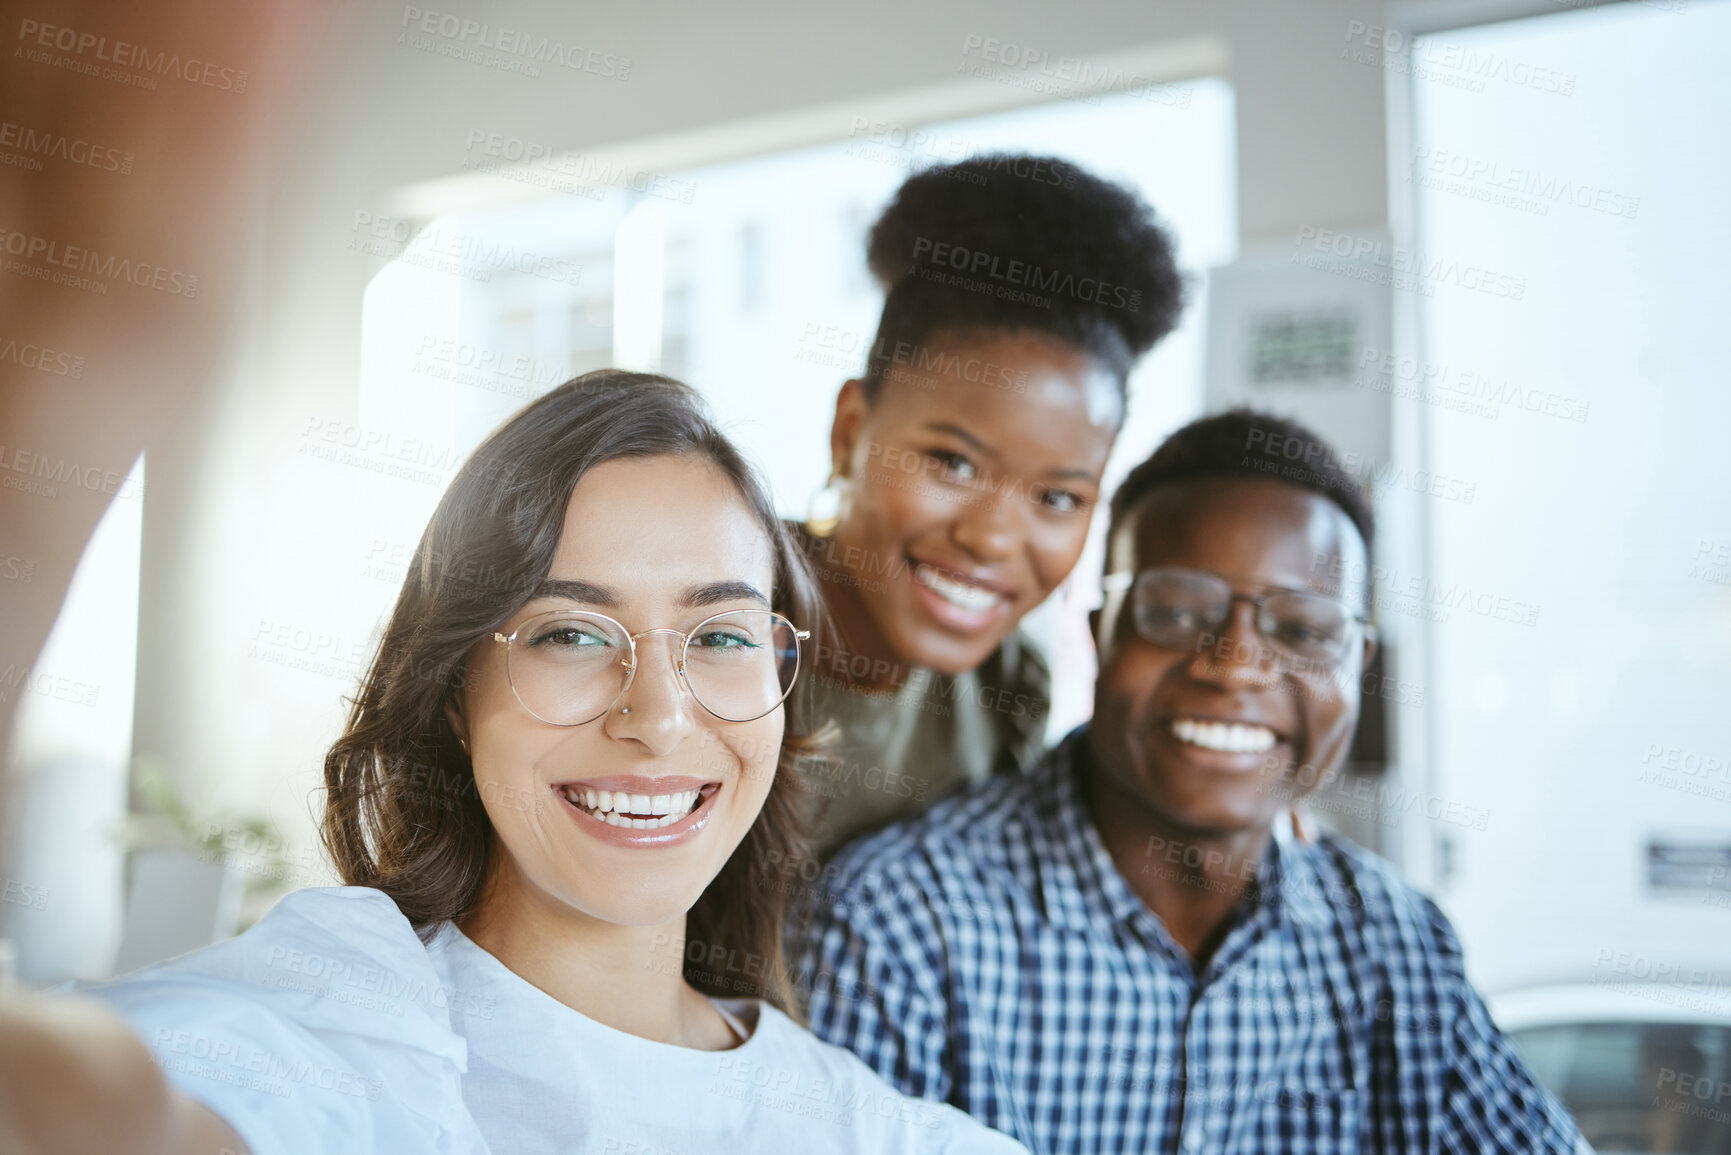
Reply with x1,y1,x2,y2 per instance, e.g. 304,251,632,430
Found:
1264,808,1336,931
1029,729,1169,932
1030,728,1334,935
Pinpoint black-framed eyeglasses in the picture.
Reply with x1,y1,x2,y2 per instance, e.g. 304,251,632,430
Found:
491,608,810,725
1101,566,1374,666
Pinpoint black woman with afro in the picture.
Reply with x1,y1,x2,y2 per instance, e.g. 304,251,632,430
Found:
797,153,1185,855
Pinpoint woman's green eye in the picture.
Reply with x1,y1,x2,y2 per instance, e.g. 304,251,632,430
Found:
533,625,609,648
693,630,758,650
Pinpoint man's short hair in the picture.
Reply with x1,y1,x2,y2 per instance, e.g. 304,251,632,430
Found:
1107,407,1376,565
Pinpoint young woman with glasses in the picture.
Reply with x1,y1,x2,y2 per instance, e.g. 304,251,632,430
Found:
796,154,1186,854
77,372,1025,1154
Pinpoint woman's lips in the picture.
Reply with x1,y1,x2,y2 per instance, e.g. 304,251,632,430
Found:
909,560,1014,634
552,778,720,847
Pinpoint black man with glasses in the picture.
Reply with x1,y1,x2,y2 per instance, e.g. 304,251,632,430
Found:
797,410,1586,1154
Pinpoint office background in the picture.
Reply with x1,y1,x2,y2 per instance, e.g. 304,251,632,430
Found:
2,3,1725,1099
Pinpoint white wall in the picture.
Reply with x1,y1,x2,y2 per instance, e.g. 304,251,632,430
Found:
1406,0,1731,994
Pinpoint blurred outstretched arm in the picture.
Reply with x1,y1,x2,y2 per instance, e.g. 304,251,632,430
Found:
0,1,335,1150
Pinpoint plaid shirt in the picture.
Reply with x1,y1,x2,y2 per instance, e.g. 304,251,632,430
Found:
796,729,1586,1155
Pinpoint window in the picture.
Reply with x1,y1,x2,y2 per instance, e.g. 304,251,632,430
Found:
1511,1022,1731,1153
1402,1,1731,990
359,78,1237,736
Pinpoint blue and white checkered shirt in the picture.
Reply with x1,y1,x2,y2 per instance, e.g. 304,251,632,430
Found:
796,729,1586,1154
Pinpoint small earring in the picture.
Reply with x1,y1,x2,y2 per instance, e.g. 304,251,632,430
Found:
620,706,631,716
457,737,470,755
805,472,844,538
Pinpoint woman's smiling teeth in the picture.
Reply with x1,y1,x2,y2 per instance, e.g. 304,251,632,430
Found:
1170,718,1278,754
562,786,701,829
915,565,1003,612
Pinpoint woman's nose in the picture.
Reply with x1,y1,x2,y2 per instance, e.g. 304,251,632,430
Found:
951,493,1021,562
608,631,695,752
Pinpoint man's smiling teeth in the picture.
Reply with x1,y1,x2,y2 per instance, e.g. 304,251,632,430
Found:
1170,718,1278,754
915,565,1002,611
562,787,701,829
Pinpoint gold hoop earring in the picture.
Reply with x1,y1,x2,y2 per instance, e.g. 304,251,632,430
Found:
805,472,844,538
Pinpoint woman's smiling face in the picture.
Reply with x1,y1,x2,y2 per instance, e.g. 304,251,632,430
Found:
827,328,1120,677
451,454,786,929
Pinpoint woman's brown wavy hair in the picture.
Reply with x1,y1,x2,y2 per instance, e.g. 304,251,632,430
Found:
321,370,825,1013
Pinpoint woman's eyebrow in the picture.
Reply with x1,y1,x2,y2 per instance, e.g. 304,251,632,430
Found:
527,579,769,610
530,578,619,606
922,421,999,460
683,581,770,609
924,421,1096,484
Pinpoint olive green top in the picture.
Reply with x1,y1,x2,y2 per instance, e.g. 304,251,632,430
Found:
796,626,1051,859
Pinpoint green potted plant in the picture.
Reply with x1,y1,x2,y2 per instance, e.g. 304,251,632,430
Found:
113,757,298,974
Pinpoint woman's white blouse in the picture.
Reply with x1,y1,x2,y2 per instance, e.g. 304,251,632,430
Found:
82,886,1025,1155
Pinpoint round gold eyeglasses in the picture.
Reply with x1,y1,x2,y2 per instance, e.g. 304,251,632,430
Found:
491,608,809,725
